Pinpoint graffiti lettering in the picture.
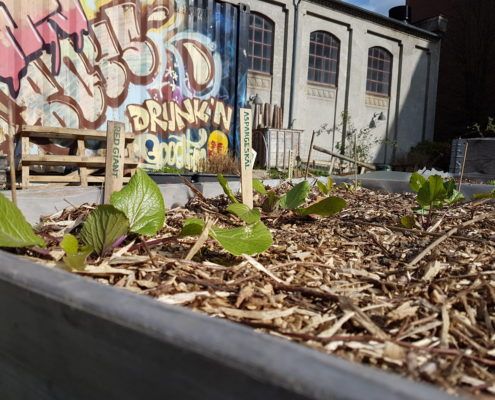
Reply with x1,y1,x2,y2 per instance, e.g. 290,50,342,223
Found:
127,98,233,135
134,130,208,171
0,0,88,96
0,0,242,171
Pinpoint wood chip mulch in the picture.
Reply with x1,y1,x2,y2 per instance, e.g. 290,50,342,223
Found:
29,184,495,398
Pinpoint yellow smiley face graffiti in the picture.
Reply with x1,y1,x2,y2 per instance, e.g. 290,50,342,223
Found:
207,130,228,156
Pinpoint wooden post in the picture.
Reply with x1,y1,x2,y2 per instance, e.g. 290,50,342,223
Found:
6,128,16,204
77,138,88,187
458,141,469,192
103,121,125,204
239,108,253,209
304,129,316,179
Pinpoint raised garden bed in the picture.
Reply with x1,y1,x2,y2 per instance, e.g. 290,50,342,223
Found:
0,174,493,399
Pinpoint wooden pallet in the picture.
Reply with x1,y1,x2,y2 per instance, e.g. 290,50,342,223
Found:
17,125,139,188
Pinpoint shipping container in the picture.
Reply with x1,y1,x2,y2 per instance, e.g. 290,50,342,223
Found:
0,0,249,172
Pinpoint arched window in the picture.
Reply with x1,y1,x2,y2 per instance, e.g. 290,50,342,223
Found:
248,13,274,74
366,47,392,96
308,31,340,86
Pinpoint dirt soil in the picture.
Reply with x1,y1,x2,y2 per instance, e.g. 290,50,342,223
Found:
25,184,495,398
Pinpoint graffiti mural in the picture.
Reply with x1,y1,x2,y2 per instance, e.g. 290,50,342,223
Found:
0,0,248,171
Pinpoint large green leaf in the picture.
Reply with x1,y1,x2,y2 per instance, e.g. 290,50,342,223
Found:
217,174,238,203
180,218,206,236
252,179,267,195
417,175,447,208
279,181,310,210
80,205,129,256
298,196,346,217
0,195,45,248
227,203,261,224
111,169,165,236
210,221,273,256
409,172,426,193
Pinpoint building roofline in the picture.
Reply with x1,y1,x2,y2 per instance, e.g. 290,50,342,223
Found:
306,0,441,41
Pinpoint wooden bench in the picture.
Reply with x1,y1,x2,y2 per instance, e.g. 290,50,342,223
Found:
17,125,139,188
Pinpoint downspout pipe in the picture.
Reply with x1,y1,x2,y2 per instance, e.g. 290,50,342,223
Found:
288,0,302,128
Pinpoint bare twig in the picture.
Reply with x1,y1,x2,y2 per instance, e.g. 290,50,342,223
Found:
408,212,493,267
348,219,491,245
180,176,206,201
242,254,284,283
141,237,159,269
304,130,316,179
185,218,214,260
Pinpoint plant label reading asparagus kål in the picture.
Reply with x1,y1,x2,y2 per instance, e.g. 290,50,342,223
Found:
240,108,253,208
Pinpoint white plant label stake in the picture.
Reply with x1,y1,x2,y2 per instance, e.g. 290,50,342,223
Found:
240,108,253,208
288,149,295,180
104,121,125,204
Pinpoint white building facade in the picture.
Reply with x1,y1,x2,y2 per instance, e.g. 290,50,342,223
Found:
238,0,441,164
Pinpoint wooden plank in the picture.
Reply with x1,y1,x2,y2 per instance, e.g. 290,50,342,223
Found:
18,125,134,141
239,108,253,208
21,155,138,167
313,145,376,171
29,175,130,184
104,121,126,204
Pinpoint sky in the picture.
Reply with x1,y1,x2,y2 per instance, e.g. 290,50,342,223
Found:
345,0,404,15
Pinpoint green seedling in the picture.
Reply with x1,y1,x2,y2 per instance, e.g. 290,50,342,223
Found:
180,211,273,257
473,189,495,199
259,180,346,217
60,233,93,270
316,176,334,196
403,172,464,229
252,178,267,195
217,173,239,203
0,194,45,248
81,168,166,257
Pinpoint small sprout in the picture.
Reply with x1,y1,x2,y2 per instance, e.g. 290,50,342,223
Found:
180,216,273,256
261,190,280,213
400,215,416,229
473,189,495,199
60,234,92,270
252,178,267,195
226,203,261,224
279,181,311,210
316,176,334,196
405,172,464,229
217,173,239,203
180,218,206,236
